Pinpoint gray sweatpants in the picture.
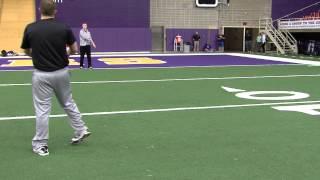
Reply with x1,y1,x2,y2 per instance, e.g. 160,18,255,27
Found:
193,41,200,52
32,67,87,150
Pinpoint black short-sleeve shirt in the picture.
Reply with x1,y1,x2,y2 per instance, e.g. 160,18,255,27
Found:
21,18,76,72
193,34,201,41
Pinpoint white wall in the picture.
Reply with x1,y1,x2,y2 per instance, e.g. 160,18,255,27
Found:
150,0,272,29
151,0,219,29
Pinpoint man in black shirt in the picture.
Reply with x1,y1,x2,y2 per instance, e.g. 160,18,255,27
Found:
21,0,91,156
245,29,252,53
192,32,201,52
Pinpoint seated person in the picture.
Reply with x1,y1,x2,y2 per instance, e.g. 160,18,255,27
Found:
204,43,213,52
174,34,183,51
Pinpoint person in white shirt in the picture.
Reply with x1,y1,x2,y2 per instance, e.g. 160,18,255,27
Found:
79,23,96,69
261,33,267,53
256,33,262,52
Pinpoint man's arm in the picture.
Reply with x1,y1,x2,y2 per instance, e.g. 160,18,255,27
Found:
67,42,78,55
21,26,31,55
66,27,78,55
91,40,96,48
88,32,96,48
79,30,87,41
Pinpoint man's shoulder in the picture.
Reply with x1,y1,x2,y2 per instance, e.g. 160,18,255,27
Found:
51,20,70,29
24,21,37,29
29,19,70,28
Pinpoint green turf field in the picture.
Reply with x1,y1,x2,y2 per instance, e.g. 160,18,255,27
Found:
1,65,320,180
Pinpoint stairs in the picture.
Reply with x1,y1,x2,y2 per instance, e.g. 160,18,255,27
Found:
259,18,298,54
0,0,35,53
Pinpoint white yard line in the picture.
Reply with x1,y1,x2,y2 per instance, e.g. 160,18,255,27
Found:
229,53,320,66
1,74,320,87
1,100,320,121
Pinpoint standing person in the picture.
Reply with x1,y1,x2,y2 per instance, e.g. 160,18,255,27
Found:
217,34,225,52
80,23,96,69
261,32,267,53
21,0,91,156
192,32,201,52
245,29,252,53
256,33,262,52
307,40,315,55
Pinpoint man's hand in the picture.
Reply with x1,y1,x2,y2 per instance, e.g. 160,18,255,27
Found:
67,42,78,55
24,49,32,56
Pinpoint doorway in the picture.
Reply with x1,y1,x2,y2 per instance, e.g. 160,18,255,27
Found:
224,27,259,52
151,26,164,52
224,27,244,52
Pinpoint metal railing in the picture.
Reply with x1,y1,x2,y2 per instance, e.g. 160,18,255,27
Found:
259,18,298,54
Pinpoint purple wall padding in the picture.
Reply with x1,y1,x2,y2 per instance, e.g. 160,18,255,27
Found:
272,0,320,20
35,0,150,28
35,0,151,52
72,28,152,52
166,29,219,51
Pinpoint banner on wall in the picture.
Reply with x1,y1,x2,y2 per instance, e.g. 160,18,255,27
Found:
279,19,320,29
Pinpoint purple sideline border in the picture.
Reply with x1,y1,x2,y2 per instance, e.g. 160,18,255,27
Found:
0,55,295,71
